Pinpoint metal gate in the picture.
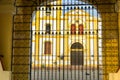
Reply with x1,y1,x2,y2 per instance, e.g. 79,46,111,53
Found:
12,0,119,80
31,1,102,80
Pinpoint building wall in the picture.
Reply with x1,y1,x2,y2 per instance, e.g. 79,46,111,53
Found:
11,0,120,80
0,5,14,70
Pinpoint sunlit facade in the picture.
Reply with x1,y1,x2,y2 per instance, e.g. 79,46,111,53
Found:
32,0,102,69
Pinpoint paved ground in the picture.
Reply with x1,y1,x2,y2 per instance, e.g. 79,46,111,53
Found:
31,69,103,80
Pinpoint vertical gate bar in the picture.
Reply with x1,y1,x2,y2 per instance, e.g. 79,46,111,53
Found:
37,7,39,80
75,5,76,80
82,6,84,80
44,6,46,80
63,4,65,80
81,6,83,80
66,5,67,79
51,6,53,80
73,3,74,80
34,8,37,80
37,10,39,79
30,6,32,80
51,0,53,80
91,6,93,80
96,5,100,80
68,3,70,77
36,7,38,80
41,7,44,80
90,6,94,80
40,7,42,80
55,6,57,80
56,7,60,80
66,6,70,80
78,6,79,80
11,14,15,80
87,6,90,80
71,5,76,79
58,4,59,80
70,5,72,80
48,6,50,80
75,5,77,80
82,7,88,80
38,7,40,80
90,6,92,80
85,5,87,80
45,6,46,80
87,5,89,80
78,6,80,80
80,5,82,80
61,6,62,80
87,6,89,80
92,6,95,80
95,6,97,80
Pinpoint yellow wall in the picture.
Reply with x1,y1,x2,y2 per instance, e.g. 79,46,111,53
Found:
0,5,13,70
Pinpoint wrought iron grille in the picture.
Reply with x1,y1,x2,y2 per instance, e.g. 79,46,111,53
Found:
12,0,119,80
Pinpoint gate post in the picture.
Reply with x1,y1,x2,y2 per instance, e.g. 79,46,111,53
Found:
12,0,34,80
115,0,120,69
117,0,120,67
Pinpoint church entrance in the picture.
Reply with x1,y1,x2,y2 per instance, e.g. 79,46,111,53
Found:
71,42,83,65
12,0,120,80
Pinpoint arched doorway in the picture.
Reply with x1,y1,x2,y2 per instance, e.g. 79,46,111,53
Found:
11,0,120,80
30,0,104,80
71,42,84,65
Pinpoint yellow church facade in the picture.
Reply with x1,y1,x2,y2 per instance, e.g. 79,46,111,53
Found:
0,0,120,80
32,3,102,69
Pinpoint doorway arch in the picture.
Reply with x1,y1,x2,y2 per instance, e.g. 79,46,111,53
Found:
11,0,120,80
71,42,84,65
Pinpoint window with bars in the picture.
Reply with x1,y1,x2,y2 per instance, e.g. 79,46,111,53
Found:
78,24,84,35
71,24,76,34
44,41,51,54
46,24,51,34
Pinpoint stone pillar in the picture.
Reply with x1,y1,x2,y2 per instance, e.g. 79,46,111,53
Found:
12,0,34,80
117,1,120,66
98,2,119,80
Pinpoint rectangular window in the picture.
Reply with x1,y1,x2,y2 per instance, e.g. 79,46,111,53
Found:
71,24,76,34
44,41,51,54
46,24,51,34
78,24,83,35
